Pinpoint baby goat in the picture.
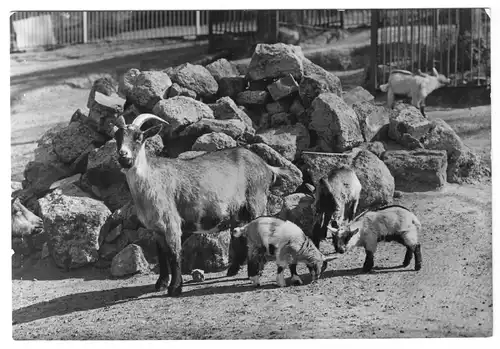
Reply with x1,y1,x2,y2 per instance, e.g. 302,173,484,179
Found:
232,217,336,287
379,68,451,117
328,205,422,272
311,167,362,249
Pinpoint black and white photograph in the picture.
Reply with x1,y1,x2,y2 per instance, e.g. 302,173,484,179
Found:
7,2,496,342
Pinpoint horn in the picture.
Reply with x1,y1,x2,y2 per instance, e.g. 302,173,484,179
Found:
432,67,439,76
323,254,338,262
131,113,170,129
326,225,338,234
115,115,126,128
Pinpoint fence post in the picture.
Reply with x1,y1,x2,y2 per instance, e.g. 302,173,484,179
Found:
256,10,278,44
369,9,379,92
195,10,201,36
82,11,88,43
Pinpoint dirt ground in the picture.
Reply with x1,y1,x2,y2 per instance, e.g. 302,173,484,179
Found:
10,40,492,340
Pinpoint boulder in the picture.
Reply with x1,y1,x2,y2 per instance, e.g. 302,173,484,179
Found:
192,132,237,152
99,233,129,261
181,230,231,273
388,104,432,147
300,149,361,185
180,118,247,140
130,70,172,110
23,160,72,198
267,194,284,216
205,58,240,82
99,201,139,245
118,68,141,98
191,269,205,282
351,150,395,211
87,77,118,109
236,90,270,105
48,173,82,190
152,96,214,134
247,43,304,81
105,224,122,243
167,83,197,99
111,244,150,277
209,97,254,129
351,101,390,142
362,141,386,158
124,227,158,264
246,143,302,196
266,100,290,115
177,150,207,160
267,74,299,101
299,59,342,108
269,113,293,127
309,93,364,152
278,193,315,236
168,63,218,99
254,123,310,161
278,27,300,45
38,186,111,269
381,150,448,191
289,98,306,118
342,86,375,106
217,76,247,99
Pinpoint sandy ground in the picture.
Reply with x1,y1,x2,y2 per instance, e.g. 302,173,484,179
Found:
10,40,492,340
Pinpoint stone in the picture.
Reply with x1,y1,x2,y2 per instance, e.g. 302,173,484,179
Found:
267,194,284,216
350,150,395,211
236,90,270,105
299,61,342,108
118,68,141,98
168,63,218,99
247,43,304,81
111,244,150,277
278,27,300,45
181,230,231,273
254,123,310,161
217,76,247,99
41,242,50,259
49,174,82,190
180,118,247,140
351,101,390,142
87,77,118,110
269,113,293,127
309,93,364,152
99,233,129,261
278,193,315,236
363,141,386,158
126,228,158,264
209,97,253,127
23,160,72,198
381,150,448,191
167,83,197,99
192,132,237,152
388,104,432,147
12,237,31,256
105,224,123,243
246,143,303,196
267,74,299,101
177,150,207,160
152,96,214,134
295,182,315,196
205,58,240,82
342,86,375,106
129,70,172,110
301,149,361,186
32,124,66,163
38,186,111,269
266,100,290,115
289,98,305,118
11,181,23,194
191,269,205,282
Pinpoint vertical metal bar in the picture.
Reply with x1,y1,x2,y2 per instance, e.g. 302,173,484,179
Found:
410,11,414,71
447,9,451,76
455,9,459,86
477,9,481,85
370,10,379,92
195,10,201,36
404,11,408,69
417,10,421,71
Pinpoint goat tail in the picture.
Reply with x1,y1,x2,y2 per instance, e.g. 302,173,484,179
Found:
379,83,389,92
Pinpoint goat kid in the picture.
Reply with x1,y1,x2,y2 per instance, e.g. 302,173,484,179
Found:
111,107,292,296
379,68,451,117
311,167,362,249
327,205,422,272
233,217,335,287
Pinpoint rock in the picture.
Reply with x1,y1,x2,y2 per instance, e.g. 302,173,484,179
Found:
205,58,240,82
299,70,342,108
217,76,247,99
118,68,141,98
267,74,299,101
388,105,432,147
351,150,395,211
278,193,315,236
393,190,403,198
258,113,270,130
111,244,150,277
278,27,300,45
33,124,66,163
295,182,315,196
266,100,290,115
362,141,386,158
49,174,82,190
254,123,310,161
180,118,247,140
181,230,231,273
247,43,304,81
192,132,237,152
209,97,251,125
99,202,138,245
38,186,111,269
87,77,118,110
351,101,390,142
191,269,205,282
289,98,305,118
152,96,214,134
177,150,207,160
99,236,128,261
23,160,72,198
11,181,23,194
129,70,172,110
167,83,197,99
124,227,158,264
41,242,50,259
168,63,218,99
246,143,302,196
301,149,361,185
309,93,364,152
267,194,284,216
105,224,123,243
381,150,448,191
12,237,31,256
121,104,141,124
236,90,270,105
270,113,293,127
248,80,269,91
343,86,375,106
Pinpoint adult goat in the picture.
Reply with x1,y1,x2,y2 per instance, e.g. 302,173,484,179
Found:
111,111,292,296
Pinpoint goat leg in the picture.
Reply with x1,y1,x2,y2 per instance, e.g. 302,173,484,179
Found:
362,250,375,272
226,235,248,277
165,233,183,297
154,235,169,292
289,264,303,286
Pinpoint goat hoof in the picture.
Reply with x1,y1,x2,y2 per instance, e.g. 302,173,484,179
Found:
155,278,168,292
226,265,240,277
415,264,422,271
362,266,373,273
167,286,182,297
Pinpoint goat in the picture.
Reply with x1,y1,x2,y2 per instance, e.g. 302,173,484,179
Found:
311,167,362,249
232,217,336,287
111,110,292,296
379,68,451,117
327,205,422,272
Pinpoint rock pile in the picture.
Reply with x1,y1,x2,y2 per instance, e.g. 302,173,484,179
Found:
11,43,485,277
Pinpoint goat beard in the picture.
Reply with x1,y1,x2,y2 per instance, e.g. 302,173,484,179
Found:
118,156,133,169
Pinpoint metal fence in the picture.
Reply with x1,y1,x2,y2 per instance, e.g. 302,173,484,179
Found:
373,8,490,87
278,9,371,30
11,11,211,50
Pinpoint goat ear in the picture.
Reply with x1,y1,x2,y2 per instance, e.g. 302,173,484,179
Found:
351,228,360,235
142,124,163,140
432,67,439,76
115,115,126,129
